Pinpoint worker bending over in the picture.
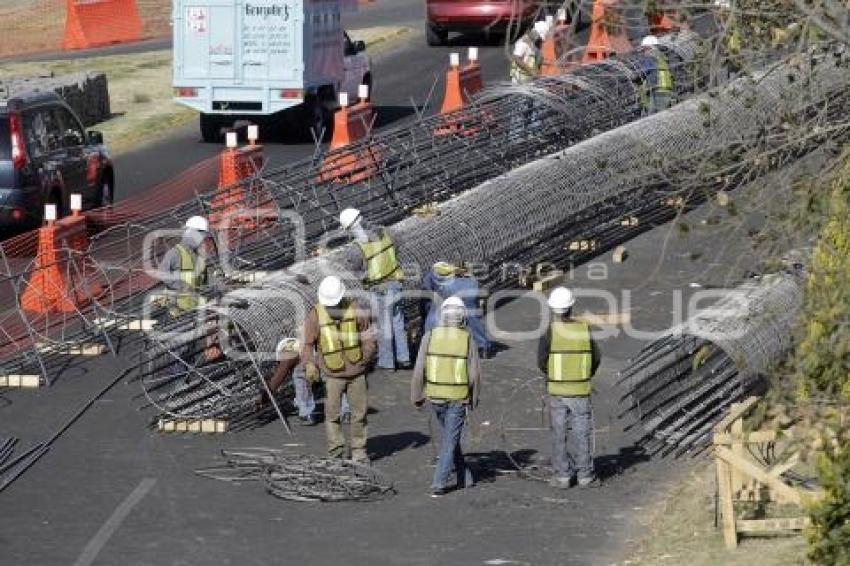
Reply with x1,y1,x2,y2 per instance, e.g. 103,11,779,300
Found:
340,208,410,371
511,27,543,85
412,297,481,497
638,35,675,115
538,287,600,489
301,276,376,463
422,261,491,359
261,338,318,426
159,215,213,315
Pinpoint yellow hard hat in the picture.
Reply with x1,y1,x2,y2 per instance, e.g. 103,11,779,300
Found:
433,261,457,276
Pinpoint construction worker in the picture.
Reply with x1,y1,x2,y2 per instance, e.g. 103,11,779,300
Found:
714,0,741,78
411,296,481,497
301,275,376,463
340,207,411,371
510,27,543,85
158,215,212,315
422,261,491,359
638,35,675,115
538,287,600,489
259,338,318,425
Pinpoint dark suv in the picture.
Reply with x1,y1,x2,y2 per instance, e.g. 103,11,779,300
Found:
0,91,113,229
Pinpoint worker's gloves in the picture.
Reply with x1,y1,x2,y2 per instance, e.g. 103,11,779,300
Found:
304,362,320,383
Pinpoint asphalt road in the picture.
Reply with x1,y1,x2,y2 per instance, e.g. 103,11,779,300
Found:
0,171,787,565
113,0,516,199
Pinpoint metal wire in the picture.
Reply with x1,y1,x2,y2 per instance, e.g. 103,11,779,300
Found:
143,46,850,423
195,448,395,502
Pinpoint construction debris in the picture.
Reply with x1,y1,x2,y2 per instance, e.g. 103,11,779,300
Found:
195,448,395,502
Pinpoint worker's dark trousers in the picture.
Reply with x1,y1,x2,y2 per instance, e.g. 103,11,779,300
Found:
549,395,594,481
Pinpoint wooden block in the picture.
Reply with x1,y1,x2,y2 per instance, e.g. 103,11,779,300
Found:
413,203,440,217
229,271,269,284
567,240,598,252
95,317,157,332
0,374,41,388
665,195,686,208
532,270,564,292
736,517,809,533
716,456,738,549
716,191,731,207
158,418,227,434
620,216,639,227
36,342,105,356
576,312,631,326
612,245,628,263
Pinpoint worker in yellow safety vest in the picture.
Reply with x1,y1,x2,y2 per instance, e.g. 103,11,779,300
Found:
301,275,377,463
510,27,543,85
714,0,742,77
638,35,675,115
411,296,481,497
340,207,410,371
158,215,212,315
537,287,600,489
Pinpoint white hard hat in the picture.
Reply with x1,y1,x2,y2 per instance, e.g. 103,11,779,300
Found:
339,208,361,230
641,35,659,47
534,20,549,38
318,276,346,306
441,295,465,312
275,337,300,358
185,215,209,232
548,287,576,311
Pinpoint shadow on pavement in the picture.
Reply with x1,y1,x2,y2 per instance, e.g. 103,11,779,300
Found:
369,430,430,461
594,445,651,481
467,449,539,483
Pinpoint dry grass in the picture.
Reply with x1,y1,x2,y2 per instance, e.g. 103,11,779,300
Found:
624,463,808,566
0,25,411,155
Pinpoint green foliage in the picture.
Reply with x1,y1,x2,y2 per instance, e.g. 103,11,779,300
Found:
807,438,850,565
784,156,850,565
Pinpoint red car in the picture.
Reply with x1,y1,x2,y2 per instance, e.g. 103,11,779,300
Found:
426,0,541,45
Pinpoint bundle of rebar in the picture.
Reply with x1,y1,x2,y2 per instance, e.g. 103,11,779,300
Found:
195,448,395,502
618,271,804,455
141,45,850,422
0,31,707,383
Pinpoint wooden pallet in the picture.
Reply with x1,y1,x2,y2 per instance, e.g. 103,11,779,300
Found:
157,418,228,434
0,374,41,388
713,397,821,549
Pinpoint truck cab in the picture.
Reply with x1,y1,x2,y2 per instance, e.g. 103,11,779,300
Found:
172,0,372,142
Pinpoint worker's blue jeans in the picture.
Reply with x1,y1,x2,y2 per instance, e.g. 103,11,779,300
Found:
549,395,594,481
291,365,315,418
372,281,410,368
431,402,474,490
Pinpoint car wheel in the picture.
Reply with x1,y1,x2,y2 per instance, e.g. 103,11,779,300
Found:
200,113,222,143
426,22,448,46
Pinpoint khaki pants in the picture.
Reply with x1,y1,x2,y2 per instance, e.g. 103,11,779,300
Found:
325,374,368,459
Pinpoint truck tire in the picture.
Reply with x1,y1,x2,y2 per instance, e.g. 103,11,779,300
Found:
200,113,222,143
426,22,448,46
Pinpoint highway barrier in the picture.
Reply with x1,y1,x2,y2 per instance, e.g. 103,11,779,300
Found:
62,0,143,50
319,87,381,184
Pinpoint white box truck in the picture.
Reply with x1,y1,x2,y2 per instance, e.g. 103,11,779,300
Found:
173,0,372,142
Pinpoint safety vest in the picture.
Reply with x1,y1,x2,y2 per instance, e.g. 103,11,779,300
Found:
655,52,673,93
425,326,470,401
726,22,741,54
510,41,541,84
547,321,593,397
174,243,205,312
316,303,362,371
357,230,403,287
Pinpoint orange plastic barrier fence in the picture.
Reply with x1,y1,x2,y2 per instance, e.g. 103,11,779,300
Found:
319,88,382,185
439,49,483,115
541,21,574,76
583,0,632,64
0,0,170,59
210,131,268,230
63,0,143,50
648,9,688,35
20,204,102,314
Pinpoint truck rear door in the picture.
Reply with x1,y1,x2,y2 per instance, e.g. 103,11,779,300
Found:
178,0,237,81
